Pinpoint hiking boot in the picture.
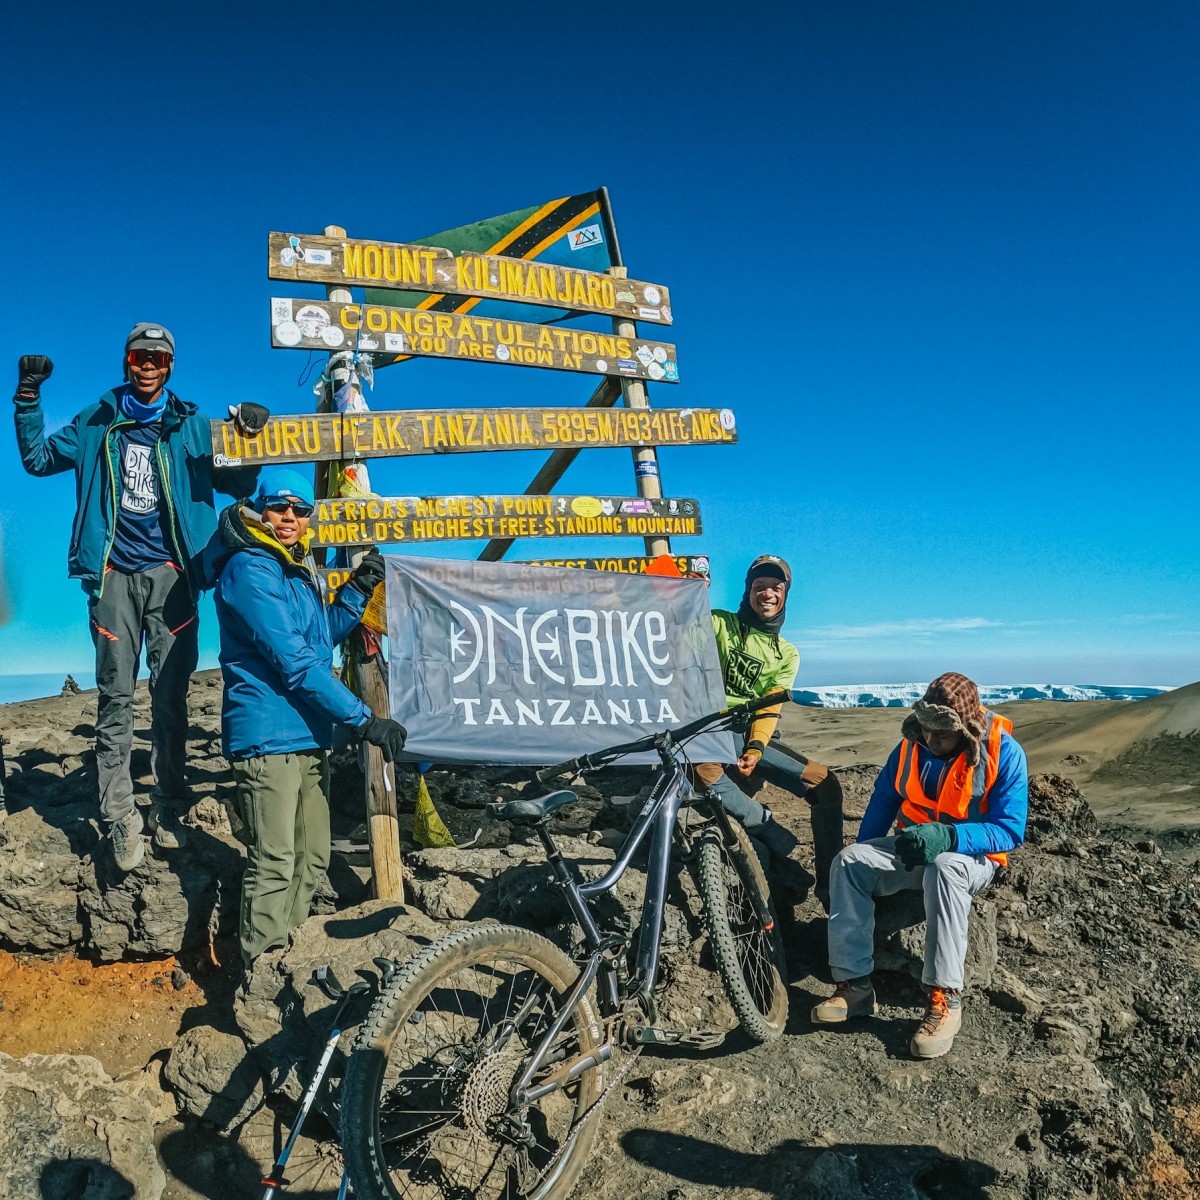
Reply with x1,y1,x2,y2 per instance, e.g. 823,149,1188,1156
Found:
148,803,189,850
910,987,962,1058
811,976,877,1024
110,809,145,872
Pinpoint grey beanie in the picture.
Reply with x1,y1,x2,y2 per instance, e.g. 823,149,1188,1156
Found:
124,323,175,384
125,323,175,356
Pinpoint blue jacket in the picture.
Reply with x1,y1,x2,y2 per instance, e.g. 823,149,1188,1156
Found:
213,504,371,759
858,731,1028,858
14,388,256,596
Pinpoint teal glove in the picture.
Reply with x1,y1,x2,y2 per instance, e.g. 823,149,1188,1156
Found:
894,823,957,868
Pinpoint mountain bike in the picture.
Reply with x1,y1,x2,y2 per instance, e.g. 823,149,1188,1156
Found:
340,690,793,1200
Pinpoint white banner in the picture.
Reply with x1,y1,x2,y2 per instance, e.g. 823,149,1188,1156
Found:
385,556,736,766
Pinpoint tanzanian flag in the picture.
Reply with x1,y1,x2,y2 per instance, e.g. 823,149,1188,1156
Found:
367,192,611,365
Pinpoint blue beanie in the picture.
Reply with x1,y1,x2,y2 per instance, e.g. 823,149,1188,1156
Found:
253,467,315,508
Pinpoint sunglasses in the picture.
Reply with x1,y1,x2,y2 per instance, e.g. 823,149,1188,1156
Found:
126,349,173,369
262,499,314,518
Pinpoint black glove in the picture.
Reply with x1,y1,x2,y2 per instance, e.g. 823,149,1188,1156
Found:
345,549,386,598
360,715,407,762
15,355,53,401
227,402,269,435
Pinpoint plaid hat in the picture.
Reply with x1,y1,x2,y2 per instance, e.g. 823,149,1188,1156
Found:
745,554,791,588
901,672,988,765
253,467,315,509
125,323,175,356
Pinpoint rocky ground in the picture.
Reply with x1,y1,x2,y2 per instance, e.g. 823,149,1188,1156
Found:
1,671,1198,1199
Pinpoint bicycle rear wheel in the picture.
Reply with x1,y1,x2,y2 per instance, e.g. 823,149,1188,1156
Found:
341,924,604,1200
696,822,789,1042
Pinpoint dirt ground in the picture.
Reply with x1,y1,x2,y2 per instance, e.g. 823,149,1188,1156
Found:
0,950,196,1075
3,678,1200,1198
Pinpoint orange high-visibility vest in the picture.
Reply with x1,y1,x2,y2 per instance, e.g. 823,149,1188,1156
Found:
894,709,1012,866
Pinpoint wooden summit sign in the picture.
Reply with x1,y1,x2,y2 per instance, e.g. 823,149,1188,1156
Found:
311,494,702,548
268,232,673,325
318,554,710,604
270,297,680,383
521,554,711,574
210,406,736,466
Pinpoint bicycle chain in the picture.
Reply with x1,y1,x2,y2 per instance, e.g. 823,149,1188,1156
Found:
536,1038,644,1180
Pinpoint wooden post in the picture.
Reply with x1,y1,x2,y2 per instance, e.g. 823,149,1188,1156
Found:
609,265,670,557
598,186,669,558
322,224,404,902
357,655,404,901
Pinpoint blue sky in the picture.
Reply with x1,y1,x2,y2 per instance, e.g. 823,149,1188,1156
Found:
1,1,1196,693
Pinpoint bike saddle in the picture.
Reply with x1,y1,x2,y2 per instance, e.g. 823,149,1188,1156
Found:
488,789,578,826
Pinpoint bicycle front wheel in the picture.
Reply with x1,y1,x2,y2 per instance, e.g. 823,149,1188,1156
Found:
696,822,789,1042
341,924,604,1200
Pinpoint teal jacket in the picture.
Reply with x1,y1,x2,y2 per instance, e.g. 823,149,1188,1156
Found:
14,388,256,597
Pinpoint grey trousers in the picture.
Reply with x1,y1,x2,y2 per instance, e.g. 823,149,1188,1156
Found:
233,751,331,967
695,748,845,888
88,564,198,827
827,836,996,990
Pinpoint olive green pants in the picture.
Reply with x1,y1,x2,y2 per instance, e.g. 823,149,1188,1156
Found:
232,750,330,967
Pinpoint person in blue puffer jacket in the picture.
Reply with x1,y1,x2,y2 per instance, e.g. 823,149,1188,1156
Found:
13,327,265,871
213,467,406,971
811,672,1028,1061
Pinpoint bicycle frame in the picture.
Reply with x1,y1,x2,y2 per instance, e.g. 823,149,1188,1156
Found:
493,690,791,1112
510,732,745,1104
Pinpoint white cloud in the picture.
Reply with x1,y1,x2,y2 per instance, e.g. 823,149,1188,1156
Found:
799,616,1002,643
1117,613,1176,625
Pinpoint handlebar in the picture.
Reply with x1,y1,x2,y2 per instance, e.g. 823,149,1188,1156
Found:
534,689,792,783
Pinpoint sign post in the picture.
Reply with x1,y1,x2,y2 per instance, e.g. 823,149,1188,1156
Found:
599,189,668,557
322,224,404,903
247,193,732,900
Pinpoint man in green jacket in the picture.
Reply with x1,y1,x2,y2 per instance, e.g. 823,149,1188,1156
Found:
695,555,844,906
13,327,263,871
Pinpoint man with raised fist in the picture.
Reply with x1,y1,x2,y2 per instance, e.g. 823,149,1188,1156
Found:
13,325,264,871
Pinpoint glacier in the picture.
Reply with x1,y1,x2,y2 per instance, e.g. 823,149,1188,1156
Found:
791,683,1172,708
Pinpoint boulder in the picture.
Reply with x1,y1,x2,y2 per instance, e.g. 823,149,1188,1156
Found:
0,806,87,951
1025,773,1099,844
233,900,455,1106
0,1051,165,1200
872,891,999,990
163,1026,264,1132
0,795,243,961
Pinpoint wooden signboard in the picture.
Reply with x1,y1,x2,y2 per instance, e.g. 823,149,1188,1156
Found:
210,406,736,466
269,297,680,383
319,553,711,604
310,494,702,549
268,232,673,326
521,554,712,575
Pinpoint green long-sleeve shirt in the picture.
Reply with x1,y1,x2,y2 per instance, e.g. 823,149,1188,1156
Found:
711,609,799,750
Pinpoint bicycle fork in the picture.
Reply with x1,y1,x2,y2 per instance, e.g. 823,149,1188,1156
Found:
708,800,778,934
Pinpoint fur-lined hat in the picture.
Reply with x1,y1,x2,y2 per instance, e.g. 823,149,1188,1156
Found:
900,672,987,765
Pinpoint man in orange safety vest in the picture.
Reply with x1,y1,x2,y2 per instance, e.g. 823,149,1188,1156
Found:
810,672,1028,1058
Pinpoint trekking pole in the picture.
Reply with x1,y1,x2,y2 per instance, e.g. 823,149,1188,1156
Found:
259,967,370,1199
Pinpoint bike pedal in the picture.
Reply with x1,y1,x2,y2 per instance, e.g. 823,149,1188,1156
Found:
629,1025,726,1050
679,1028,726,1049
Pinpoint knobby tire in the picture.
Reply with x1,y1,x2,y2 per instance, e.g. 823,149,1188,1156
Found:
695,822,789,1042
341,924,604,1200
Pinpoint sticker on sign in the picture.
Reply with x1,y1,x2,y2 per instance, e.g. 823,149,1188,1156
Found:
568,224,604,250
